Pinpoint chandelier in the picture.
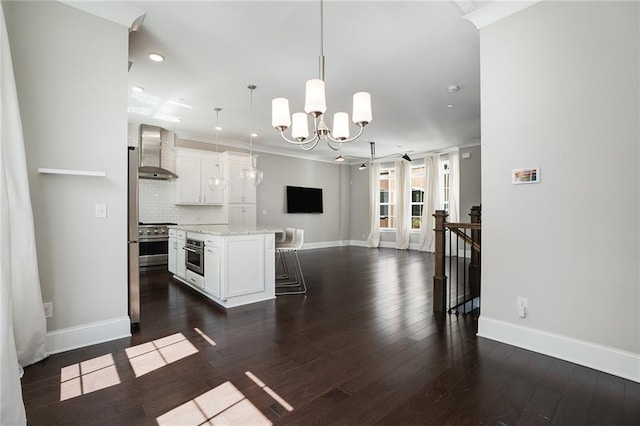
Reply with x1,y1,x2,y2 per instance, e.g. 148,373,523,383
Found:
207,107,227,191
240,84,263,187
271,0,372,151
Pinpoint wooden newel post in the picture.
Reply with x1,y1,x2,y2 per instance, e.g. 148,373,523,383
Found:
433,210,448,312
469,205,481,298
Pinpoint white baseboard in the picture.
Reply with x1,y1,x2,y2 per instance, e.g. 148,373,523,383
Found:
301,240,352,250
46,316,131,355
478,316,640,383
317,240,431,251
349,240,368,247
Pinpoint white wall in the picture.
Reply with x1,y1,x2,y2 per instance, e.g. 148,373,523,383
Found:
5,1,130,350
459,145,481,219
255,153,348,246
478,1,639,381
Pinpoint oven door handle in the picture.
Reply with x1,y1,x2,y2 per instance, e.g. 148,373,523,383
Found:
183,247,198,253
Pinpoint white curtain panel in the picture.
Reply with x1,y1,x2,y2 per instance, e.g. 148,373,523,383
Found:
395,160,411,250
448,148,460,223
418,156,437,252
1,4,48,424
366,162,380,248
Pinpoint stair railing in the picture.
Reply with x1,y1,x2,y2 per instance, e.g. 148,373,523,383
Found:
433,205,481,317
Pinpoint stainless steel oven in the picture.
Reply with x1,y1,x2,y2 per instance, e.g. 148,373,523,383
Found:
184,238,205,276
139,223,176,269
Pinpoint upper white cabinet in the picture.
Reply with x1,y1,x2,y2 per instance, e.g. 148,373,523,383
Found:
226,153,256,204
229,204,257,228
175,149,226,205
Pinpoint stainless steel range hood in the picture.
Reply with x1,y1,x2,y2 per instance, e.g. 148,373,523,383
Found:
138,124,178,180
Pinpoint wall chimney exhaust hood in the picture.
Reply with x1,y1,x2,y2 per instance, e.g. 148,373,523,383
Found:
138,124,178,180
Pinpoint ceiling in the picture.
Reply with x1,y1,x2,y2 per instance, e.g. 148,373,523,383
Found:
126,1,481,163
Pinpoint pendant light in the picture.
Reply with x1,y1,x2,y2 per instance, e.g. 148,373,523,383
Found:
207,107,228,191
271,0,372,151
240,85,263,187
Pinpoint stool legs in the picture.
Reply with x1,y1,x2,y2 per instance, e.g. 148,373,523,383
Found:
275,249,306,295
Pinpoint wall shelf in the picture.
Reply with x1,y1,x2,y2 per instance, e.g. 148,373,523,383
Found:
38,168,106,177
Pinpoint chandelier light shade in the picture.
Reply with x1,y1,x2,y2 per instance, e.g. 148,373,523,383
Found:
271,0,372,151
208,107,227,191
240,85,263,187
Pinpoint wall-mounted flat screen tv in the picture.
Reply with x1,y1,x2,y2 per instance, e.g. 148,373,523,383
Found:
286,186,323,213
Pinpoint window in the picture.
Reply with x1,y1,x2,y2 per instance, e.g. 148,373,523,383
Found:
442,160,450,213
379,168,396,229
410,165,426,230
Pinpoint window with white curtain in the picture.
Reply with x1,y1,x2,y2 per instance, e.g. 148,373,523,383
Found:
442,160,450,213
410,165,425,230
379,168,396,229
379,159,452,232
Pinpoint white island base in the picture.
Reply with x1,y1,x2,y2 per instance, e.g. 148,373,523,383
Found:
169,226,276,309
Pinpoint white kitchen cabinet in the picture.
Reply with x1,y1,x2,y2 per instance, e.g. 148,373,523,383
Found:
204,245,220,298
175,149,225,205
186,269,204,290
169,225,276,309
168,230,177,274
227,153,256,204
176,230,186,279
229,204,257,228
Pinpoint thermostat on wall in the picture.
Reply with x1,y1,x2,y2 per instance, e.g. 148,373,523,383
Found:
512,167,540,184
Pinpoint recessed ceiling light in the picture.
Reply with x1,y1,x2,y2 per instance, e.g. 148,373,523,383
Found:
250,133,258,138
148,52,165,62
447,85,460,93
131,86,144,93
214,126,223,131
447,104,455,108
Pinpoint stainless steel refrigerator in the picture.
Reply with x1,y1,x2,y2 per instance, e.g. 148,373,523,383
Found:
127,146,140,325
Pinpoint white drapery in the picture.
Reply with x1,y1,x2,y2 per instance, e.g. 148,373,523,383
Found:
417,149,460,253
366,161,380,248
447,148,460,223
418,155,439,252
1,4,48,424
395,160,411,250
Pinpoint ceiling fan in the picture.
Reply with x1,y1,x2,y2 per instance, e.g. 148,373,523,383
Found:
357,142,412,170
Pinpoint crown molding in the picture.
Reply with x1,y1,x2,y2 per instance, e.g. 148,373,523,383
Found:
463,1,542,30
173,131,341,165
60,1,146,31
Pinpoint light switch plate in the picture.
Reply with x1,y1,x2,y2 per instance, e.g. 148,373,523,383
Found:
95,203,107,218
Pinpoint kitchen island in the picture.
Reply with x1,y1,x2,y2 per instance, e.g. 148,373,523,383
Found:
168,225,280,309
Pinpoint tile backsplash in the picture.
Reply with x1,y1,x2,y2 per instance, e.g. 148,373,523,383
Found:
139,179,227,225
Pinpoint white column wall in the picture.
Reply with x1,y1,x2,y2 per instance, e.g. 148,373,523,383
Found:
4,1,130,351
478,1,640,380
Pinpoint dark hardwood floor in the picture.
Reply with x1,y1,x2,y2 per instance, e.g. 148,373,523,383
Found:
21,247,640,425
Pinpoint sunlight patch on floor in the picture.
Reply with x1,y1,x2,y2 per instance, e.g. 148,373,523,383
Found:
194,327,217,346
245,371,294,412
60,354,121,401
156,381,272,426
125,332,198,377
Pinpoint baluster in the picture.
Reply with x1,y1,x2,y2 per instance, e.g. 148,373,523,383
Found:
469,206,481,317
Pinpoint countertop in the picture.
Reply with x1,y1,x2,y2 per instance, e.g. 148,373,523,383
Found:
169,224,282,236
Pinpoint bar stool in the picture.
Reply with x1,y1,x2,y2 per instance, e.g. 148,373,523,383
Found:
275,228,295,279
275,229,307,295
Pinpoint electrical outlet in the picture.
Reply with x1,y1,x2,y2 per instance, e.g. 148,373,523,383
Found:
43,302,53,318
517,297,528,318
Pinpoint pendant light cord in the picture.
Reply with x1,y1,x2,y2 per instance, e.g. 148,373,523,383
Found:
319,0,325,81
214,107,221,166
248,84,256,161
